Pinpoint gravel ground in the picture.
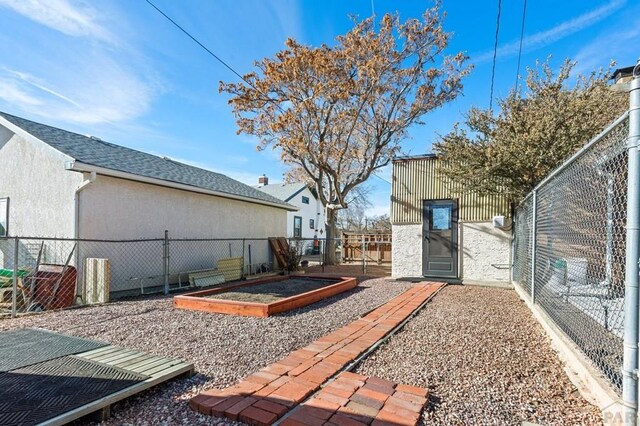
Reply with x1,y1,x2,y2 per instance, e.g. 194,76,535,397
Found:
355,285,603,425
0,277,412,425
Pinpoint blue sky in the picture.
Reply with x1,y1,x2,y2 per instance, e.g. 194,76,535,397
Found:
0,0,637,217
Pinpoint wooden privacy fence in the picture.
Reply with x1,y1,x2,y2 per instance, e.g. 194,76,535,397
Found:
341,233,391,263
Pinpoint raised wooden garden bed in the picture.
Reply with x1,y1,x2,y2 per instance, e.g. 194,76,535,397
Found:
173,275,357,317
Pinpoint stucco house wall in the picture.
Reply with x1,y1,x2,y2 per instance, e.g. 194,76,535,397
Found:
0,126,82,238
0,112,293,297
79,175,286,240
76,175,287,295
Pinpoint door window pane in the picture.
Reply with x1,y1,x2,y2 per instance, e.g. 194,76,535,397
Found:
431,206,451,230
293,216,302,237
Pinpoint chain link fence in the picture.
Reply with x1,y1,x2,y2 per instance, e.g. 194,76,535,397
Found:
0,235,348,318
513,113,629,393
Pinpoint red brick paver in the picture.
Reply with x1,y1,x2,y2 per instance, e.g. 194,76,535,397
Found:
291,372,429,425
190,283,443,425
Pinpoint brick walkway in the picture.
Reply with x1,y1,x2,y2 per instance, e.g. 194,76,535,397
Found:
282,372,428,426
189,283,443,426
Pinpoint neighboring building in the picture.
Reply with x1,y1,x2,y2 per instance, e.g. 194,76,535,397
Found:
257,176,326,242
0,111,296,295
391,154,512,285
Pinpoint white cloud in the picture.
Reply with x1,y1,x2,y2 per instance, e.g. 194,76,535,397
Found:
573,18,640,75
0,0,115,43
0,79,43,106
155,154,261,186
0,0,161,127
474,0,625,63
0,57,155,125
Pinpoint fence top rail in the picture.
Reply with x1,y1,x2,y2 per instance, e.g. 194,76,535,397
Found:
516,111,629,210
0,236,165,243
0,236,347,243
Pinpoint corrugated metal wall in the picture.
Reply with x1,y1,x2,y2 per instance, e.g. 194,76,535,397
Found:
391,156,511,224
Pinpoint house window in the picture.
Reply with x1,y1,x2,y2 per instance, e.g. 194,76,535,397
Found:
0,198,7,237
302,196,309,204
294,216,302,237
310,219,315,229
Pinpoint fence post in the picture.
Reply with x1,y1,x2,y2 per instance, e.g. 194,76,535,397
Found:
241,239,246,278
11,236,18,318
362,234,366,274
623,64,640,422
163,230,169,295
530,190,537,304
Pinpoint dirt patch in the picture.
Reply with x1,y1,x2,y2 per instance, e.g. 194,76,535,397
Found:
205,277,339,303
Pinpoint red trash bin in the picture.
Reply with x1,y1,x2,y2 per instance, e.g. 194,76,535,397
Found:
24,264,77,310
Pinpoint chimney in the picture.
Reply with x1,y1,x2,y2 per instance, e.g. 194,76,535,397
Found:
258,174,269,186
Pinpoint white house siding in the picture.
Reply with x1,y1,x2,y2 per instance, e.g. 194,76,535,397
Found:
77,175,287,294
460,222,511,283
286,186,325,239
391,224,422,278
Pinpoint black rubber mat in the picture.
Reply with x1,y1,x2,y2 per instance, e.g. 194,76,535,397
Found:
0,328,107,372
0,355,147,426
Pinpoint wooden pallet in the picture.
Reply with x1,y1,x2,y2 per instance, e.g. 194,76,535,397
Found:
268,237,290,269
39,345,194,425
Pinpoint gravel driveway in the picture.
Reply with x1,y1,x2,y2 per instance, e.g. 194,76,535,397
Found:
354,285,603,425
0,277,413,425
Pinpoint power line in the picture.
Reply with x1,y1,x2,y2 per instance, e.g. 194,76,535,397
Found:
144,0,248,84
144,0,286,115
489,0,502,111
514,0,528,94
373,173,391,185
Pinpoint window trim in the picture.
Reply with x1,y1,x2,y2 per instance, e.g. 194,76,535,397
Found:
309,218,315,229
293,215,302,238
0,197,8,237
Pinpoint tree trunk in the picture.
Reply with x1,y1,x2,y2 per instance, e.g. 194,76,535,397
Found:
325,208,339,265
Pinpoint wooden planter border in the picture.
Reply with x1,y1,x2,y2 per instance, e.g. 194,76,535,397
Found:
173,275,357,317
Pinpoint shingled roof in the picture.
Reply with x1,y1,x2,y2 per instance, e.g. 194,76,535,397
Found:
0,112,295,210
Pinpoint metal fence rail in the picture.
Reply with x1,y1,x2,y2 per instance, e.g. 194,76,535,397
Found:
513,113,630,393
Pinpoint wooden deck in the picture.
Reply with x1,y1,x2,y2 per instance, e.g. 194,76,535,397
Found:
39,345,194,425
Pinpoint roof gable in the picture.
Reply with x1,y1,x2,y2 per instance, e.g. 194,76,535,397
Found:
0,112,293,210
258,182,318,203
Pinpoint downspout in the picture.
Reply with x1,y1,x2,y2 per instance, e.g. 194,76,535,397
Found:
624,65,640,424
74,171,97,239
73,171,96,305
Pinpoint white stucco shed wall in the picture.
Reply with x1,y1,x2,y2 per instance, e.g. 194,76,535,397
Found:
0,125,81,238
392,220,512,283
391,224,422,278
460,222,511,283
